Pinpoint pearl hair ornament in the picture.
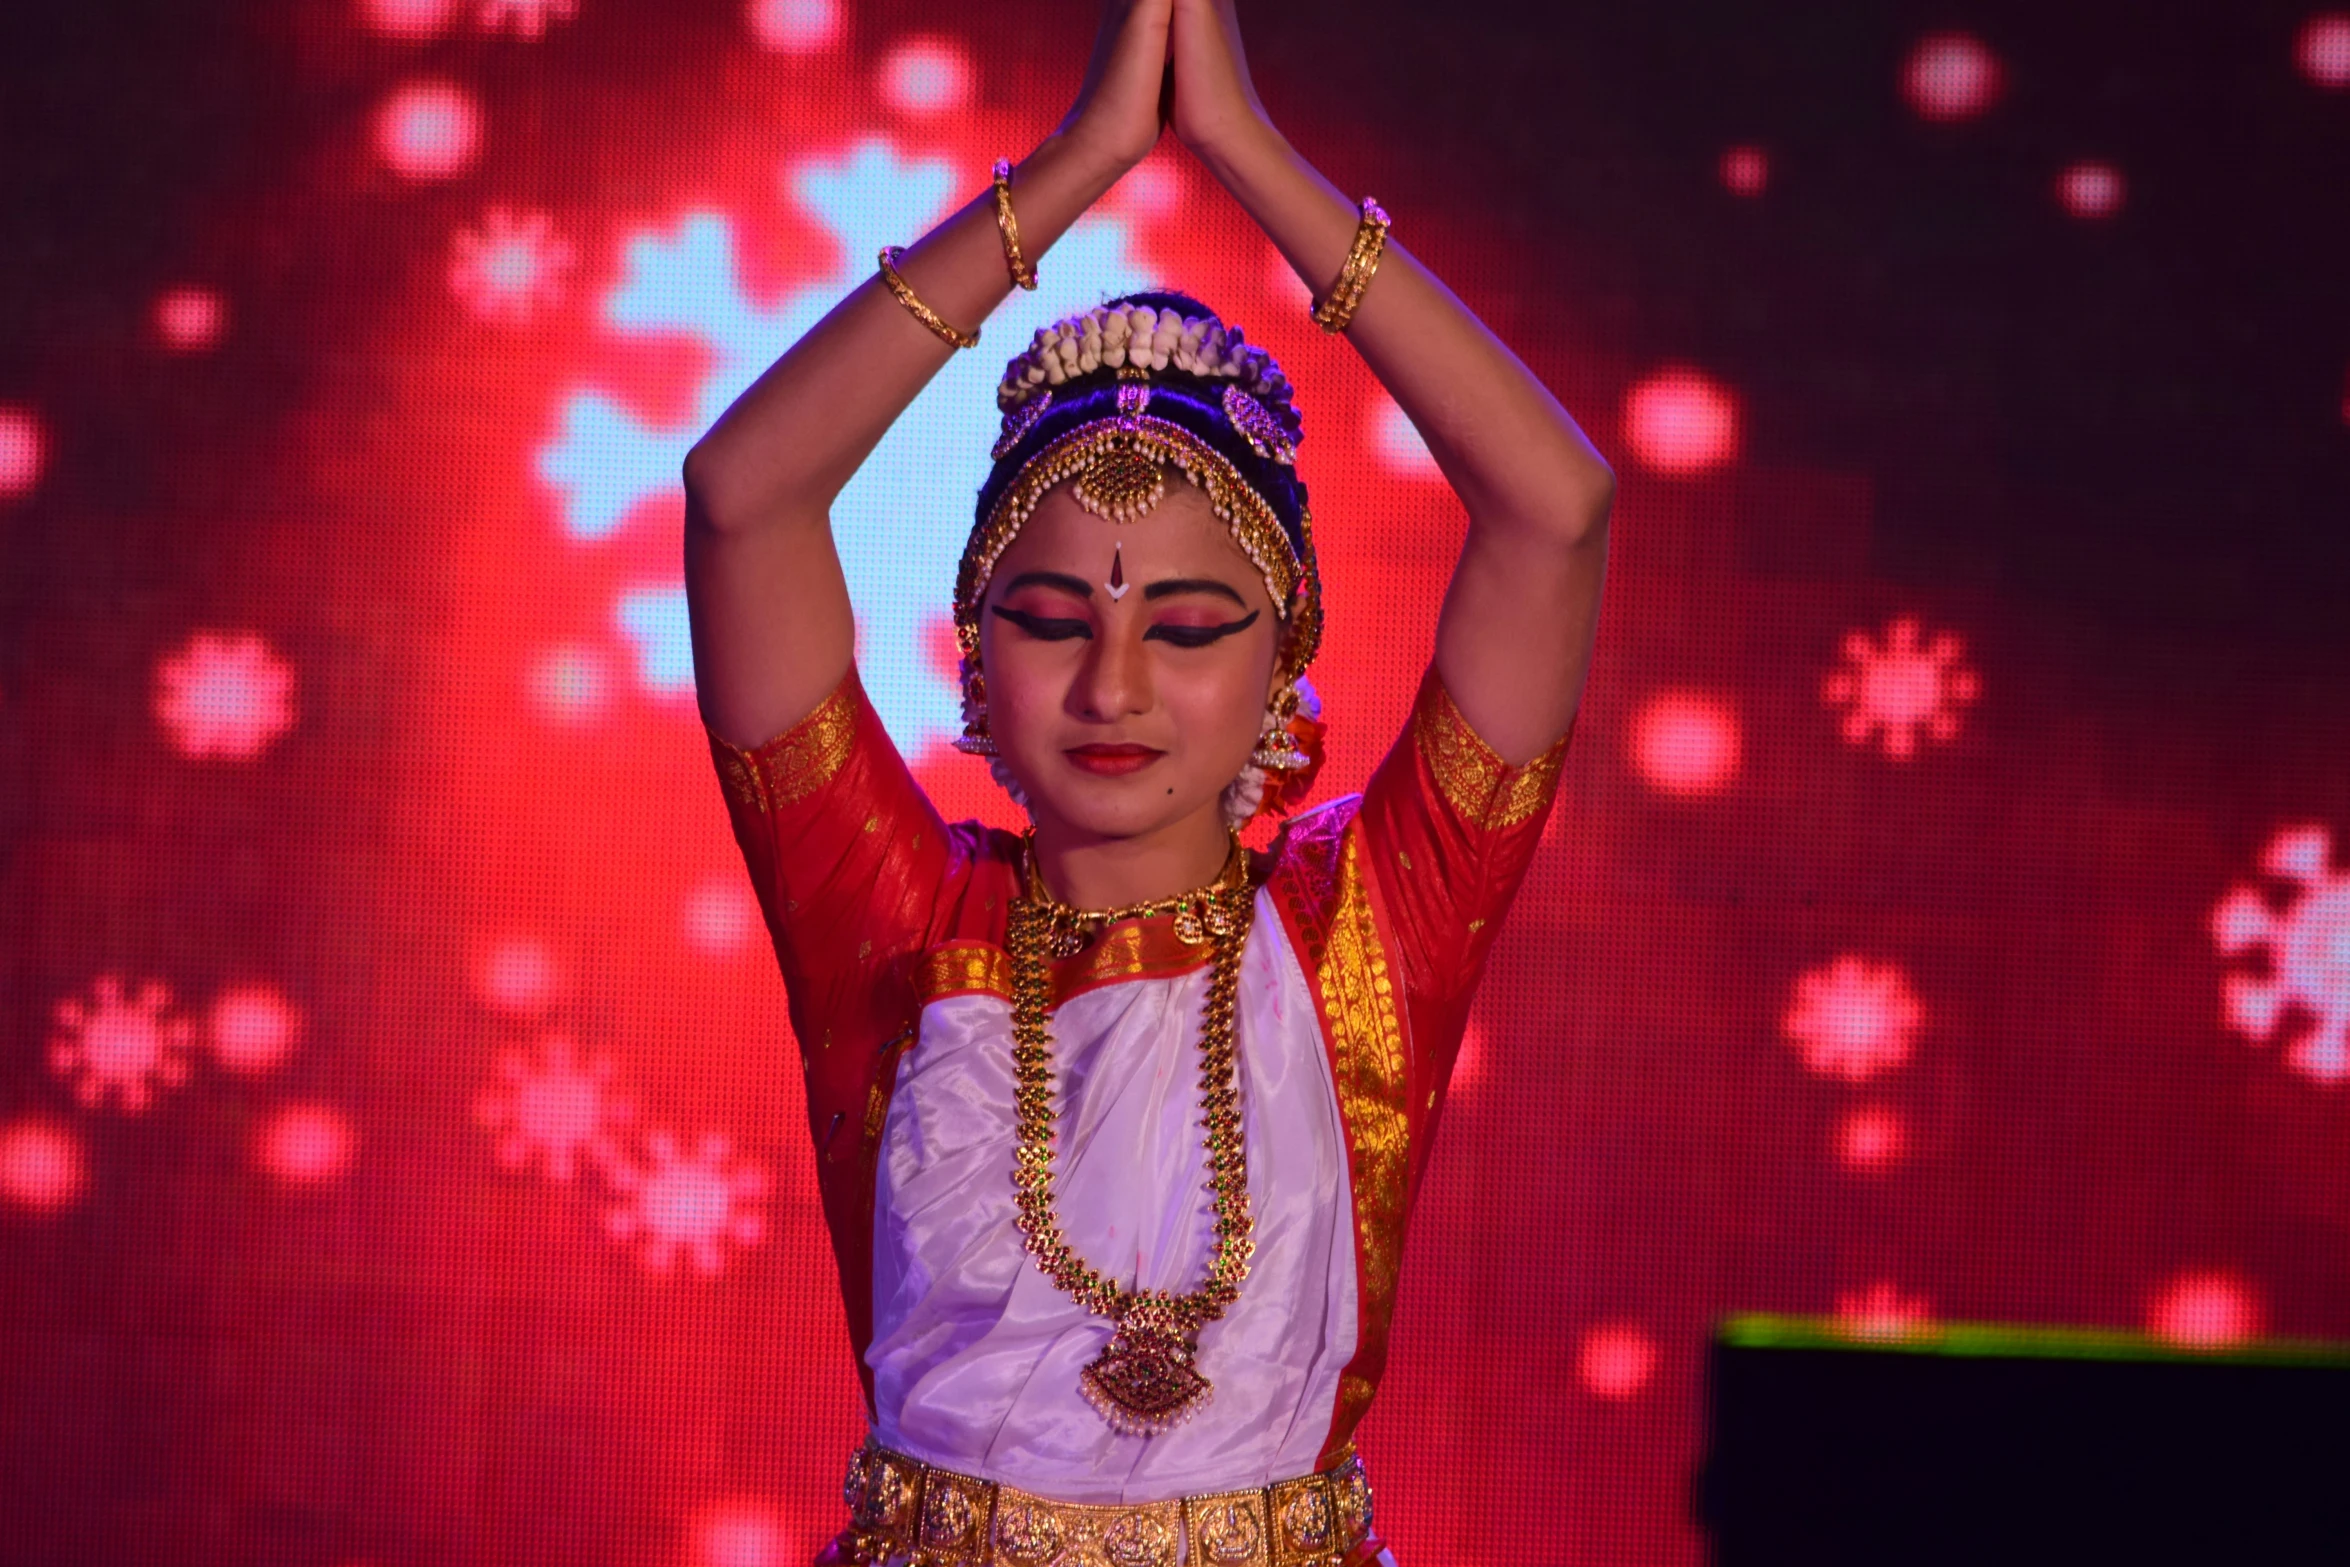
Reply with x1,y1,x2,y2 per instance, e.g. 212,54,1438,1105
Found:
997,303,1303,445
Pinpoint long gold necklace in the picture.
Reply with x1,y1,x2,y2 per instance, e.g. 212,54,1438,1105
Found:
1008,833,1258,1434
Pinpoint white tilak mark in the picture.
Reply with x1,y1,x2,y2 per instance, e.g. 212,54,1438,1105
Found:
1105,541,1131,601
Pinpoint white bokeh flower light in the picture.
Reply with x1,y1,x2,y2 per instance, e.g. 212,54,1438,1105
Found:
2212,824,2350,1083
537,138,1148,752
602,1129,770,1277
49,976,198,1114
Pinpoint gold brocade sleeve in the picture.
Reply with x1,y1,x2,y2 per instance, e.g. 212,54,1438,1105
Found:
709,681,859,815
1408,675,1568,832
1358,667,1572,1006
703,667,952,981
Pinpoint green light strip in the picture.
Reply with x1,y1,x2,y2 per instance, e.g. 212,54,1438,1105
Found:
1718,1313,2350,1368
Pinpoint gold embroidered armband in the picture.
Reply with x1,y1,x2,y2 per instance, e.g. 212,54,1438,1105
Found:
710,681,859,814
1411,676,1568,831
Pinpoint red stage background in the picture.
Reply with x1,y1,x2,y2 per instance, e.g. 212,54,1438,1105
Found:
4,2,2349,1563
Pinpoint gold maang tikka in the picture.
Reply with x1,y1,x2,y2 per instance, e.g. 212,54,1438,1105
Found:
1068,369,1166,524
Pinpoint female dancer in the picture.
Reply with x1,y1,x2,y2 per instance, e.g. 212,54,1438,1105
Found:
683,0,1611,1558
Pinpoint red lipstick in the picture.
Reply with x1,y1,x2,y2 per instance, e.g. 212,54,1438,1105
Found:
1064,744,1164,777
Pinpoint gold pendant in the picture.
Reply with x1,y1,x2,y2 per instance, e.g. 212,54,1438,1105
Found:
1078,1321,1212,1436
1044,911,1090,960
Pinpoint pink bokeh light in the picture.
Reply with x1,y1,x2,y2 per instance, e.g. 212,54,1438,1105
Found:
1836,1281,1935,1341
878,37,971,115
2210,823,2350,1083
154,630,298,759
256,1103,358,1186
690,1497,793,1567
1903,31,2004,123
475,1032,634,1184
449,207,576,326
1622,365,1739,475
359,0,457,40
1836,1104,1909,1172
527,643,611,723
2056,161,2127,220
748,0,841,54
478,938,563,1018
682,878,760,955
1822,616,1981,761
49,976,198,1114
2298,13,2350,88
0,1118,87,1216
153,285,228,353
0,404,46,499
207,985,304,1075
477,0,577,38
2149,1270,2261,1350
603,1129,770,1278
1630,690,1742,798
376,80,483,182
1577,1323,1658,1400
1783,956,1923,1083
1718,144,1769,197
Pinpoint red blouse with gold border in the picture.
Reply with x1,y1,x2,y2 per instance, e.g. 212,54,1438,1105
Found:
707,664,1568,1469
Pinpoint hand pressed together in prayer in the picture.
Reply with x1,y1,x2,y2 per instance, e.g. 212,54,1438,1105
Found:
684,0,1610,910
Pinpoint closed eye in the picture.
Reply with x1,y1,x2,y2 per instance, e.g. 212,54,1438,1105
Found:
991,604,1092,642
1144,610,1262,649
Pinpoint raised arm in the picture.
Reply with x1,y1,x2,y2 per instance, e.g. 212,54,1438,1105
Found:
1169,0,1613,766
682,1,1175,749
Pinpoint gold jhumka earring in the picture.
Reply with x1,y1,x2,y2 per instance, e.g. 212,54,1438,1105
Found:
951,664,997,758
1250,681,1314,773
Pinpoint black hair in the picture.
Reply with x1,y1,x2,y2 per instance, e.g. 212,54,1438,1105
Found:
973,290,1312,569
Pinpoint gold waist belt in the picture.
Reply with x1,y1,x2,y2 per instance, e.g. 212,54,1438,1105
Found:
833,1438,1377,1567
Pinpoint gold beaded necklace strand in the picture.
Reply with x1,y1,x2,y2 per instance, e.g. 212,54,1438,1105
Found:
1007,834,1259,1434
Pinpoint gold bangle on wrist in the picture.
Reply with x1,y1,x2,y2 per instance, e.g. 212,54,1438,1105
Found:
992,158,1038,291
877,246,981,350
1310,197,1393,334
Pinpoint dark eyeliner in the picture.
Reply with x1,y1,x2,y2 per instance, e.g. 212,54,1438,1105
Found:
990,604,1092,641
1144,609,1262,648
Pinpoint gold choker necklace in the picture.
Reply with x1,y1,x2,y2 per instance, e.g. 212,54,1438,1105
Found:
1019,833,1252,959
1009,833,1258,1434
